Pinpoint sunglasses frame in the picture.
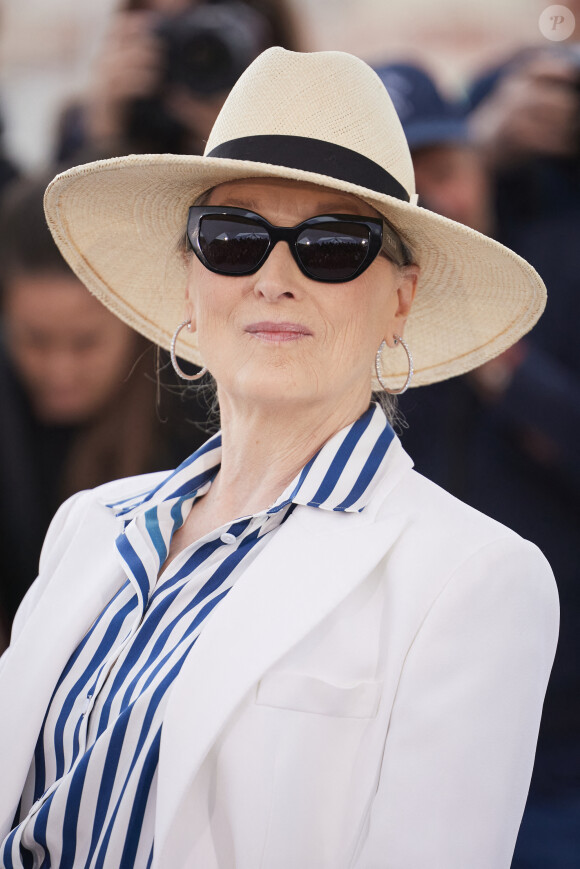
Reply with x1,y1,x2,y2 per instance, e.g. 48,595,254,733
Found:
187,206,406,283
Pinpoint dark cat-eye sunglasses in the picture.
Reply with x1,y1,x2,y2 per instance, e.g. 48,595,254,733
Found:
186,206,409,284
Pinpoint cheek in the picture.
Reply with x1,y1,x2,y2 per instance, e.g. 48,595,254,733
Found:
195,294,237,349
5,329,54,383
75,327,138,396
327,275,395,357
7,333,37,366
188,265,243,341
94,333,137,382
187,262,228,329
192,291,245,380
10,347,46,386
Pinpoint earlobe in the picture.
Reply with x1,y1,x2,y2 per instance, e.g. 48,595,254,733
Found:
184,279,196,332
184,304,196,333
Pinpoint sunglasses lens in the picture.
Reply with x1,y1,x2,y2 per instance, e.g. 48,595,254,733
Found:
198,215,270,274
296,222,372,281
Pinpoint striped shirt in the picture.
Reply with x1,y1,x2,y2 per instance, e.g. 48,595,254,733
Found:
1,403,395,869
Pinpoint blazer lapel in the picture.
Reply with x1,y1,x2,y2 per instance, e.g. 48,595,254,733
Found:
154,504,406,867
0,502,125,837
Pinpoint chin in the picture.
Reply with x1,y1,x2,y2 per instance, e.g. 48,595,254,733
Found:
33,396,97,426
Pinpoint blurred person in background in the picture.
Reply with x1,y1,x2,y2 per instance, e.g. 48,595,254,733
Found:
0,175,210,648
379,59,580,868
468,43,580,869
375,62,497,487
376,63,494,236
0,115,18,201
57,0,300,161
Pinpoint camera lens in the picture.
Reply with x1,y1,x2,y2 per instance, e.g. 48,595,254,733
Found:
158,2,272,97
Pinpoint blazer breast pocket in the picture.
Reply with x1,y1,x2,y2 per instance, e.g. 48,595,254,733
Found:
255,671,381,719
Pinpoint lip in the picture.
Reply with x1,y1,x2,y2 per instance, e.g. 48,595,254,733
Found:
245,321,313,342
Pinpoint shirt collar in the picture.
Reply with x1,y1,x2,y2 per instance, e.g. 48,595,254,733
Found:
108,403,395,521
108,433,222,521
267,402,395,513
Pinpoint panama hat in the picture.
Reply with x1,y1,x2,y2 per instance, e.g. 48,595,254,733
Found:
44,47,546,389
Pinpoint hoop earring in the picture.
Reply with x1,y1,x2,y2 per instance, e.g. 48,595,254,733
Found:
170,320,208,381
375,334,413,395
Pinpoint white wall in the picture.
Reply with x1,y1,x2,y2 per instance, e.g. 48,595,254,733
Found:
0,0,120,170
293,0,556,90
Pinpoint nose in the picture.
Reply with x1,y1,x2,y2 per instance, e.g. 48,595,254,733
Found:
42,347,82,387
252,242,301,302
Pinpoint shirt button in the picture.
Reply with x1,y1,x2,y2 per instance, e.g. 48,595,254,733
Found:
220,532,237,545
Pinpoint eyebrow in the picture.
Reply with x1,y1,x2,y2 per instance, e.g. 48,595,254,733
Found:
215,196,261,212
209,196,377,219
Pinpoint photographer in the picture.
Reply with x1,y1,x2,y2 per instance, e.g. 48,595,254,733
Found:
381,50,580,869
469,48,580,169
57,0,300,161
0,175,212,649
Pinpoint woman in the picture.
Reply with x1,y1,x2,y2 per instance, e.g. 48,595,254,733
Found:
0,48,558,868
0,175,210,639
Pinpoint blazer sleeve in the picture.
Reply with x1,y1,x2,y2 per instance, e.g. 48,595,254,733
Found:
351,535,559,869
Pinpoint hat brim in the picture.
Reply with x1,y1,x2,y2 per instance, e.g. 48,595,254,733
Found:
44,152,545,390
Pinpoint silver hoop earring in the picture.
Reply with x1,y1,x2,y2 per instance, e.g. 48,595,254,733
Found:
170,320,208,381
375,334,414,395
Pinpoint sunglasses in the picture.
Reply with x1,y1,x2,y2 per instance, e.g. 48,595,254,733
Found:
187,206,408,284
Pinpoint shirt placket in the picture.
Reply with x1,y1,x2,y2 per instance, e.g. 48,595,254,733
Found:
76,508,173,752
70,502,284,762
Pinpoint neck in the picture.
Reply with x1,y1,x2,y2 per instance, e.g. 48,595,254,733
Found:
207,390,372,519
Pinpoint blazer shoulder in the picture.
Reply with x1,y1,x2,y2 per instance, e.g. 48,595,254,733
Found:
43,469,172,546
384,466,529,547
90,469,173,507
11,469,174,638
375,464,555,589
371,438,520,551
370,465,558,648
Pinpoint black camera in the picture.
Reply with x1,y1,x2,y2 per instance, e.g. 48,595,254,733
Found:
156,1,272,97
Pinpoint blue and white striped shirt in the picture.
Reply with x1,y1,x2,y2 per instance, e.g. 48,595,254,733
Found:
1,403,395,869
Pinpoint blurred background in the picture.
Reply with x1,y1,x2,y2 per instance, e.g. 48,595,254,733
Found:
0,0,559,169
0,1,578,866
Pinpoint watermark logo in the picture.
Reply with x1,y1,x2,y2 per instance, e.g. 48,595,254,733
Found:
539,4,576,41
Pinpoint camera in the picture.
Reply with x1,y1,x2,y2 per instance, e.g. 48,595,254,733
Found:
156,1,272,97
125,1,273,153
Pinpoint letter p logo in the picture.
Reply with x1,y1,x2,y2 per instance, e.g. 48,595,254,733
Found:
539,5,576,40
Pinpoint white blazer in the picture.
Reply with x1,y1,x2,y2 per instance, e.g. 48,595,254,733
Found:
0,437,558,869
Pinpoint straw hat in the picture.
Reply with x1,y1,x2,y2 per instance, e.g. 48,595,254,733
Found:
44,47,546,388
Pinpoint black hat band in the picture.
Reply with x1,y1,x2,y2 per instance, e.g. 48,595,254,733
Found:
207,135,410,202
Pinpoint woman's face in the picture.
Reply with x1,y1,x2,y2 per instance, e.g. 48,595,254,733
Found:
185,178,418,415
3,273,140,424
